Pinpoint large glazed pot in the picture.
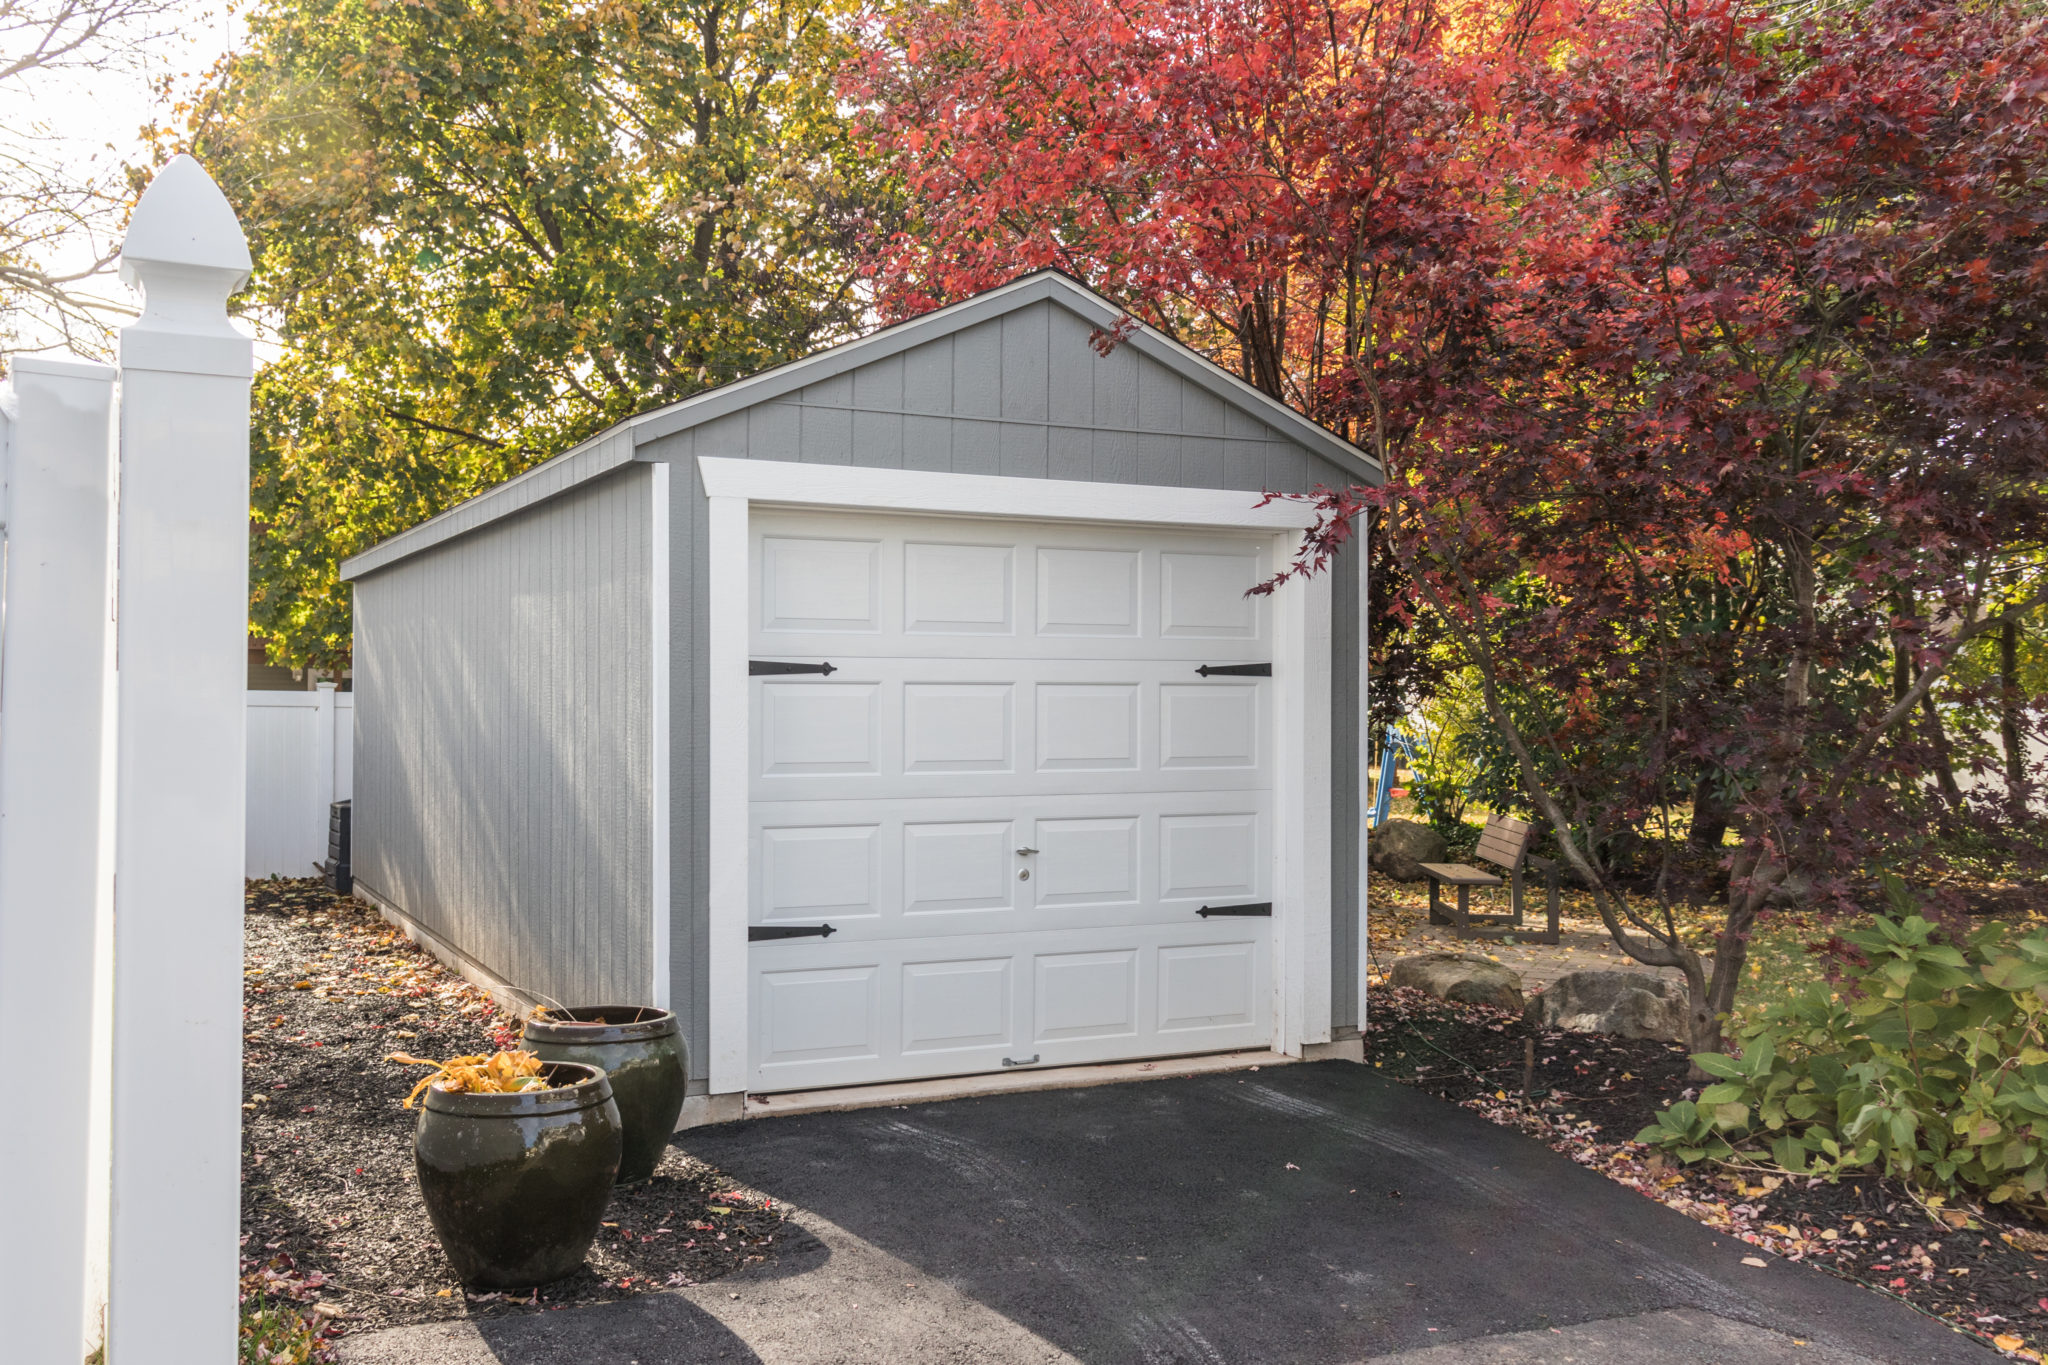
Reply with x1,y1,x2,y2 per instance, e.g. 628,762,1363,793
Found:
413,1061,622,1288
523,1005,688,1184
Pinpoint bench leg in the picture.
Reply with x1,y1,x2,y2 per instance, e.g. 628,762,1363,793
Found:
1429,879,1446,926
1454,884,1471,937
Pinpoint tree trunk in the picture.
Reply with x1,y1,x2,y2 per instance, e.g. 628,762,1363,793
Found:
2005,619,2026,802
1921,690,1964,807
1687,770,1728,851
1680,845,1775,1071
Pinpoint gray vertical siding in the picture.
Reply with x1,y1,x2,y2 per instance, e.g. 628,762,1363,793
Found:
352,464,654,1007
641,299,1368,1084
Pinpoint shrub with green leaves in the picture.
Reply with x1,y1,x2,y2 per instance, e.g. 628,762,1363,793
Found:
1637,901,2048,1212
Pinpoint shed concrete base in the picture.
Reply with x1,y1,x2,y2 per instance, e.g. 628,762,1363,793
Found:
1304,1035,1366,1062
726,1048,1301,1125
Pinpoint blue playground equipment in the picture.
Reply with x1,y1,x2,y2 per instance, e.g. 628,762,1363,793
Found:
1369,727,1423,828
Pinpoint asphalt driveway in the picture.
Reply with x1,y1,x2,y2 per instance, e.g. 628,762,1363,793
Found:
341,1062,1988,1364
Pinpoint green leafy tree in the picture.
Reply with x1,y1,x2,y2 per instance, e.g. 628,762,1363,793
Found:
188,0,874,666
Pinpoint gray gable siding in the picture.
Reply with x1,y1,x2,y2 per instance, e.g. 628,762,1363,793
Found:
351,464,654,1009
643,299,1365,1087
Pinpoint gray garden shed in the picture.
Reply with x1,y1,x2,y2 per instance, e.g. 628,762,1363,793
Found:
341,271,1381,1124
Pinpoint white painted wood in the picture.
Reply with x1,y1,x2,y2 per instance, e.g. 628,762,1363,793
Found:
108,155,252,1365
698,456,1320,531
651,461,672,1010
1282,561,1333,1052
702,469,1335,1099
245,688,356,877
0,355,118,1363
743,506,1300,1091
706,492,751,1092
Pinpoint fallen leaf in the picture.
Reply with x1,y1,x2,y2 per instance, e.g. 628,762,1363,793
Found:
1995,1335,2024,1353
1741,1257,1768,1268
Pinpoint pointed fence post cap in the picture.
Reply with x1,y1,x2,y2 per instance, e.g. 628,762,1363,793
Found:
117,155,254,371
118,155,251,292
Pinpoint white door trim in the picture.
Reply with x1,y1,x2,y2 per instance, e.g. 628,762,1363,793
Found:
698,456,1332,1096
696,458,1322,532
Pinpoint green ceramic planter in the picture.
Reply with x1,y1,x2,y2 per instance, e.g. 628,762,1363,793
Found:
522,1005,688,1184
413,1060,622,1289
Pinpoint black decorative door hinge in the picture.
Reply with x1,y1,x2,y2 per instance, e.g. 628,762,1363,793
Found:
750,660,837,676
749,923,837,941
1197,902,1273,918
1195,663,1271,677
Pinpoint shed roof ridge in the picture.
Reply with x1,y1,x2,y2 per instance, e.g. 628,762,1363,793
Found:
342,269,1377,581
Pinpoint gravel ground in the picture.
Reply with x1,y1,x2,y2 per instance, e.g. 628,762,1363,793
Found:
241,879,805,1343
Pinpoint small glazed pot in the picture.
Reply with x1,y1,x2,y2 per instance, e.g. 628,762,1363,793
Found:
413,1061,622,1288
522,1005,688,1184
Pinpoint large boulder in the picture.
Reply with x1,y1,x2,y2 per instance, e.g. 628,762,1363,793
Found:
1524,970,1688,1041
1388,953,1525,1012
1370,818,1448,883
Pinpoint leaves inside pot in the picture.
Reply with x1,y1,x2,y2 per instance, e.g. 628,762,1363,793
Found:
387,1049,556,1107
531,1004,609,1025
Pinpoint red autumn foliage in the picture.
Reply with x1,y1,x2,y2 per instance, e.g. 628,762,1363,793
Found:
856,0,2048,1055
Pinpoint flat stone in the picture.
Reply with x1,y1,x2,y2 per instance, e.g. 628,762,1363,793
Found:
1525,968,1688,1041
1388,952,1525,1011
1370,818,1448,883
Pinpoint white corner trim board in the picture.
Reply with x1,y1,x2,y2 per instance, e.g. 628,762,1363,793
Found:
650,461,672,1011
697,456,1335,1099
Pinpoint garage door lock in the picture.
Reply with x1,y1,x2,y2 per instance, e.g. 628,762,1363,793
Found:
1197,902,1273,918
1001,1054,1041,1067
749,923,838,940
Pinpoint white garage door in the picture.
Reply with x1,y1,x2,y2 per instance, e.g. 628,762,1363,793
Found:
747,508,1275,1092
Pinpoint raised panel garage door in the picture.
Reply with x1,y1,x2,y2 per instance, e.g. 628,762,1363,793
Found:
747,508,1274,1092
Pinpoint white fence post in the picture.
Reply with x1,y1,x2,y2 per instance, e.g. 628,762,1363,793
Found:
315,679,338,831
0,357,119,1362
107,155,253,1363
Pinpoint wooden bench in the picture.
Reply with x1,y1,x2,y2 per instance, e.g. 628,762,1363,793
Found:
1419,813,1561,945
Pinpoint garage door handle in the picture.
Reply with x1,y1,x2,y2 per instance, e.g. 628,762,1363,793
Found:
1195,663,1271,677
1197,902,1273,917
751,660,837,676
749,924,837,940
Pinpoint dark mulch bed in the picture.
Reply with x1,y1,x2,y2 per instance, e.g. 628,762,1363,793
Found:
1365,982,2048,1358
242,878,804,1341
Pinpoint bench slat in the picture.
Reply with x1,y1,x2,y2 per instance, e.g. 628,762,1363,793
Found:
1474,813,1535,870
1418,862,1501,887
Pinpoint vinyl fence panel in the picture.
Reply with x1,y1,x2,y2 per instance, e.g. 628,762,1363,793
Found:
246,684,353,877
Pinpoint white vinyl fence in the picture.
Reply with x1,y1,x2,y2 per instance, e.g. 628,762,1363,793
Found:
247,685,354,877
0,155,252,1362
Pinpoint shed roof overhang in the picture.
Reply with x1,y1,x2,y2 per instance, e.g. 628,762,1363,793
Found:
341,270,1381,581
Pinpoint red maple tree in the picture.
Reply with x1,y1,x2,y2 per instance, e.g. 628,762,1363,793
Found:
856,0,2048,1053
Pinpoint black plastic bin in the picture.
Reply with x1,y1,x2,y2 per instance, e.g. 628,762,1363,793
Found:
326,799,352,894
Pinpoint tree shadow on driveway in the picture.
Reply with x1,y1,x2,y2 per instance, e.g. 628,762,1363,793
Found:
678,1062,1988,1364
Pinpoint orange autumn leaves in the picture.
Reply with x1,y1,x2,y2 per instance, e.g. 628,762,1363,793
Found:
387,1050,552,1108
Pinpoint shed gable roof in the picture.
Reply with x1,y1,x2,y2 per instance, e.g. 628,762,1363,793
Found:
343,270,1378,581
